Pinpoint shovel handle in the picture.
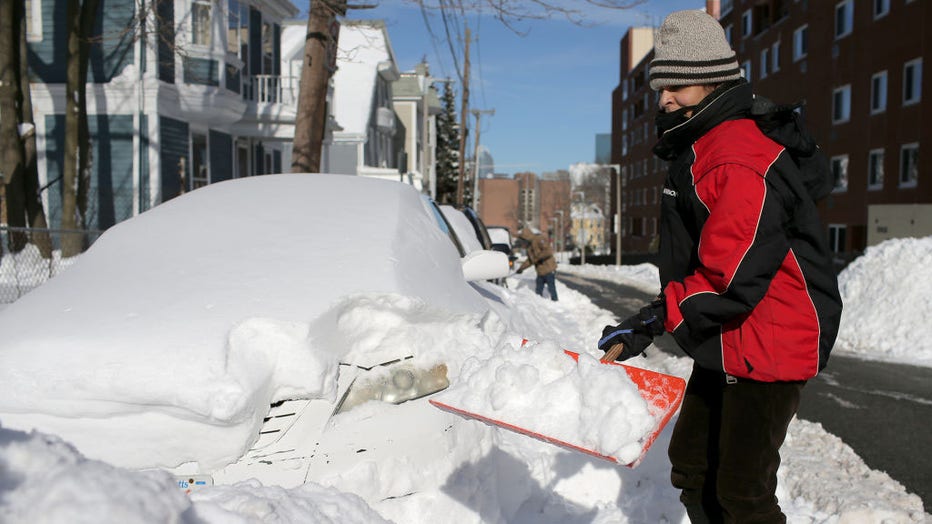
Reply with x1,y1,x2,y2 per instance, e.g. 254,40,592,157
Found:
600,343,625,363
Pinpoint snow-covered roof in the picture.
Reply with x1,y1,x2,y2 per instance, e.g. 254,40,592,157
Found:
280,20,308,64
331,20,400,135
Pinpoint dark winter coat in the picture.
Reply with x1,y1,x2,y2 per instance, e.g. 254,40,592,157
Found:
654,80,843,382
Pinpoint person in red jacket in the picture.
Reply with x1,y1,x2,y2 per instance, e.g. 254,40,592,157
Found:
597,10,842,523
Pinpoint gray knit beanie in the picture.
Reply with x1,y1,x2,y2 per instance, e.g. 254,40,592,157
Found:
649,10,741,91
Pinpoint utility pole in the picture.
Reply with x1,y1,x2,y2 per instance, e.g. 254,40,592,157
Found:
456,25,471,206
470,108,494,209
605,164,622,265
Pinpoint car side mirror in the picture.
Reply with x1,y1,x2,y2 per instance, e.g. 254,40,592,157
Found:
461,250,510,281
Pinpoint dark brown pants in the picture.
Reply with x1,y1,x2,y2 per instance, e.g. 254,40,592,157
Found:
668,364,805,524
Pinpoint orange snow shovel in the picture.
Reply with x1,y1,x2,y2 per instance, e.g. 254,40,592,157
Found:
430,342,686,468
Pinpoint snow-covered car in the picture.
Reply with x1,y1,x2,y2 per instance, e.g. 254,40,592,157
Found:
0,173,507,498
436,204,510,281
486,225,517,270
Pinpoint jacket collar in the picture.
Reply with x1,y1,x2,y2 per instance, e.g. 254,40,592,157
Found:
653,80,753,160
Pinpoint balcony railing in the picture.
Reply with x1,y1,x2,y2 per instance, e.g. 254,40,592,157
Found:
243,75,297,105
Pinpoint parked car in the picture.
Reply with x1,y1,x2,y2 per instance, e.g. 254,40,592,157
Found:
0,174,510,499
437,204,510,281
460,207,495,252
486,225,518,271
428,201,509,281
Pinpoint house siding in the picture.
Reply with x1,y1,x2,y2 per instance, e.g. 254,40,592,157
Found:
28,0,135,83
43,114,135,230
160,116,190,201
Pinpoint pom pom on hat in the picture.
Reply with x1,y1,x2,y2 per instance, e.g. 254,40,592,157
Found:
649,10,741,91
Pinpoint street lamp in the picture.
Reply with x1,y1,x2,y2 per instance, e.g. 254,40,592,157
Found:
549,216,559,251
603,164,622,266
554,209,564,263
573,191,587,265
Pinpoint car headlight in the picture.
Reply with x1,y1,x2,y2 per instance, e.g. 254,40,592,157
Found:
333,362,450,415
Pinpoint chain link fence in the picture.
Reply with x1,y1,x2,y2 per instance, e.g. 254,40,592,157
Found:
0,226,104,304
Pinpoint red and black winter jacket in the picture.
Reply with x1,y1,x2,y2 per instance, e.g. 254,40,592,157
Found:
654,81,842,382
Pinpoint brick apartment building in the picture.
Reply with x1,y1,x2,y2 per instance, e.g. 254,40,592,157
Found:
611,0,930,266
477,172,571,249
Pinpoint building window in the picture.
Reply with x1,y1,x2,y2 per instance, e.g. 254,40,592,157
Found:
192,0,212,46
724,24,733,45
835,0,854,39
25,0,43,42
228,0,249,59
771,41,781,72
832,85,851,124
871,71,888,114
741,60,752,82
227,0,240,55
903,58,922,106
873,0,890,19
191,134,209,190
899,143,919,188
722,0,733,16
793,25,808,62
262,21,273,74
760,48,770,79
831,155,849,192
828,225,847,253
741,9,753,37
868,149,884,190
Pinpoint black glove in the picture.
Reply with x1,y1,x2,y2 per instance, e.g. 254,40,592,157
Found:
515,267,524,274
598,297,666,361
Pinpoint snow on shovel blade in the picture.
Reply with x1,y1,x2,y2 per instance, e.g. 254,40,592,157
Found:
430,343,686,468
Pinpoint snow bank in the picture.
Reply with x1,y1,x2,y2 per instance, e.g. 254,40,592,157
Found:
835,236,932,366
560,262,662,295
0,423,390,524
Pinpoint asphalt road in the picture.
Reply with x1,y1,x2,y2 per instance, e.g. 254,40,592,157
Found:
559,272,932,511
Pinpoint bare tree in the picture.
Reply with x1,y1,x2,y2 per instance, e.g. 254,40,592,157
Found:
59,0,103,256
0,0,52,256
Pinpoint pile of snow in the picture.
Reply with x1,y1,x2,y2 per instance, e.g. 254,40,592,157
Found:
0,175,928,522
835,236,932,366
0,271,927,521
561,262,662,295
434,339,654,464
0,424,391,524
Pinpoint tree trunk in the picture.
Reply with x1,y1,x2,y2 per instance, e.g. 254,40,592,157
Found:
77,0,100,233
62,0,100,257
17,0,52,257
291,0,345,173
62,0,83,256
0,0,28,251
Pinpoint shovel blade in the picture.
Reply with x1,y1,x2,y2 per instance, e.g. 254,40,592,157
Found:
430,348,686,468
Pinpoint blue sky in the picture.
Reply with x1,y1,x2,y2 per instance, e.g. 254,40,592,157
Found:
299,0,704,175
